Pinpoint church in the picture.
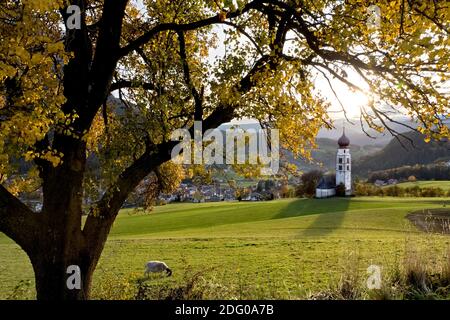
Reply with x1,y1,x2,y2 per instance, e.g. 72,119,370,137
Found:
315,130,352,198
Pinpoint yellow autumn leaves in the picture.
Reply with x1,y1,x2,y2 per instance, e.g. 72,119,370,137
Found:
0,0,69,178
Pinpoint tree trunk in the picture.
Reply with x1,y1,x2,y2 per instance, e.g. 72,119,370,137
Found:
28,233,102,300
33,133,96,300
31,254,92,300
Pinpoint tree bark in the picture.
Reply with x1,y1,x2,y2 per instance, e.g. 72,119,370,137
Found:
31,246,92,300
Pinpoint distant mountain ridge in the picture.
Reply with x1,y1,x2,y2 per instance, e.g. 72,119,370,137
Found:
317,117,417,146
353,131,450,176
288,138,384,172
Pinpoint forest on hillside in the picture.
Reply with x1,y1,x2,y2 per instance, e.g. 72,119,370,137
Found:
353,131,450,176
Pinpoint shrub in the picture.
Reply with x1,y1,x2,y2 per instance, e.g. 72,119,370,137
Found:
406,186,421,197
420,187,444,197
385,186,405,197
336,183,346,197
297,170,323,197
354,182,383,197
90,270,137,300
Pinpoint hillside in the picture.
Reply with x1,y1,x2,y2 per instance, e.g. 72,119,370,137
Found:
289,138,384,171
354,131,450,176
387,181,450,190
317,117,415,146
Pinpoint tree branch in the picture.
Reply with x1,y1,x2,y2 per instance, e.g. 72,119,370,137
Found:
109,80,159,93
219,21,264,56
84,0,129,126
408,0,449,35
176,30,203,121
118,0,265,58
0,184,39,253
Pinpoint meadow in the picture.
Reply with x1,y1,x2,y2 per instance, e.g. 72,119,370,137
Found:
1,197,450,299
392,180,450,190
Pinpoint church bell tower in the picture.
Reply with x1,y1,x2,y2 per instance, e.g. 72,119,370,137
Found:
336,128,352,195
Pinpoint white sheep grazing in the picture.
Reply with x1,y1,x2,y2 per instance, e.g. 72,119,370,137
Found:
144,261,172,277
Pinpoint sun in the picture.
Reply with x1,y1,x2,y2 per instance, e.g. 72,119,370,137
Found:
315,68,373,120
326,86,372,119
346,90,371,117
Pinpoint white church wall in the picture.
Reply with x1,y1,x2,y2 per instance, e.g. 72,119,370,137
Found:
315,188,336,198
336,147,352,194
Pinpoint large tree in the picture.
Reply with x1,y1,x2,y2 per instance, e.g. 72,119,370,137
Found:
0,0,448,300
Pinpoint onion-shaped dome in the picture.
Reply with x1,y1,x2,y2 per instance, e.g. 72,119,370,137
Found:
338,131,350,148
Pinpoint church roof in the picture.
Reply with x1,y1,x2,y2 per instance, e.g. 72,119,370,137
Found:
338,129,350,148
316,176,336,190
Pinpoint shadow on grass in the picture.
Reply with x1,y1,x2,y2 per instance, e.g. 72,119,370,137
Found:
300,210,348,237
275,197,351,237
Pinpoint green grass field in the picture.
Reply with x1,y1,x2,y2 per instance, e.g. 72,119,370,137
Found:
390,181,450,190
1,197,450,299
